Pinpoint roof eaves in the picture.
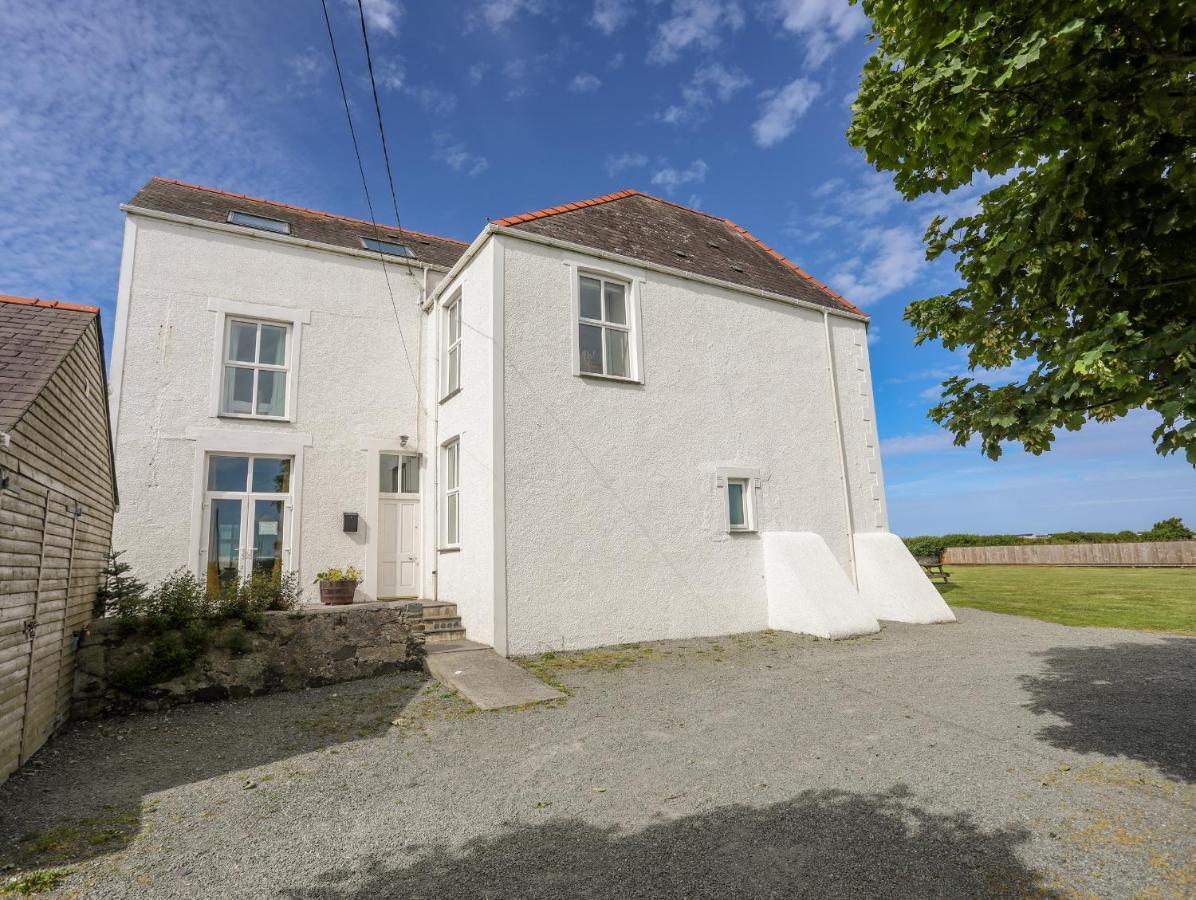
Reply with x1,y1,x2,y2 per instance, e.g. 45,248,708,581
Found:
719,219,867,318
147,177,469,247
0,293,100,315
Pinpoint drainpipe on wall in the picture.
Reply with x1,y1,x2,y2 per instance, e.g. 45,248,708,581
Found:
823,309,858,587
431,275,441,605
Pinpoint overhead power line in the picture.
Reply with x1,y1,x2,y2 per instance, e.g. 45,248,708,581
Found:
319,0,423,411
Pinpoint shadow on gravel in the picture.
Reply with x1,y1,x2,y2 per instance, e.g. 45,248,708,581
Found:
0,672,430,874
285,786,1057,899
1020,638,1196,782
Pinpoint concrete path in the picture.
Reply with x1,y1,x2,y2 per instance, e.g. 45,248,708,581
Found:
425,644,565,710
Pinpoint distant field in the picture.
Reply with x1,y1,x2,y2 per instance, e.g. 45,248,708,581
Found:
937,565,1196,635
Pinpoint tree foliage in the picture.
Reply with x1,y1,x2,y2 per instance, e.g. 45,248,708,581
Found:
848,0,1196,462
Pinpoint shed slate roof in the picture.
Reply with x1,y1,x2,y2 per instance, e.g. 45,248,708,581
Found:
494,190,864,317
0,294,100,431
127,178,469,269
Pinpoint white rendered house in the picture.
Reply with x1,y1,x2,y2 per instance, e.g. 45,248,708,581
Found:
108,178,953,656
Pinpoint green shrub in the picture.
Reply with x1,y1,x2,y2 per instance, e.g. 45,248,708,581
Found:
902,518,1193,556
95,551,148,618
101,562,302,694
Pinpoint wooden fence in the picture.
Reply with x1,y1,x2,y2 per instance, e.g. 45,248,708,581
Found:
942,541,1196,567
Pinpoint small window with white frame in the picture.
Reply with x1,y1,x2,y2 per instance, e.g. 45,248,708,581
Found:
221,318,291,419
577,272,635,379
443,292,461,399
442,438,460,547
726,477,755,533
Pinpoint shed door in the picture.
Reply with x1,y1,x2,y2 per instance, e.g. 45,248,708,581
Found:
0,475,76,781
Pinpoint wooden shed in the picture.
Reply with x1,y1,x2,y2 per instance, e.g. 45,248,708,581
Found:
0,294,116,781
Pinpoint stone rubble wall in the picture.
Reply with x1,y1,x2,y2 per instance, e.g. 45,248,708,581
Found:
73,601,426,718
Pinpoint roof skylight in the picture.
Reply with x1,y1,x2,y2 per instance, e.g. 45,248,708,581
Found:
361,237,415,258
227,211,291,234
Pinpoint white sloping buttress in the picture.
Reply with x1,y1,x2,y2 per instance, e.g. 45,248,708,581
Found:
762,532,880,640
853,531,957,624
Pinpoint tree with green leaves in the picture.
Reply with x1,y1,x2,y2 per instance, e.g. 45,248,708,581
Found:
1146,516,1194,540
848,0,1195,462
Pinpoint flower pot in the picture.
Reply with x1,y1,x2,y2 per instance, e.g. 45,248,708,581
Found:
318,579,358,606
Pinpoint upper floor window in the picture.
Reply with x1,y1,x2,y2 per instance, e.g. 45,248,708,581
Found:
442,438,460,548
361,237,415,258
221,318,291,419
443,293,461,398
577,273,635,380
227,211,290,235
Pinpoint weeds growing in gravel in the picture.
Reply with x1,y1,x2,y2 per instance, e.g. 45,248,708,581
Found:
1,868,71,895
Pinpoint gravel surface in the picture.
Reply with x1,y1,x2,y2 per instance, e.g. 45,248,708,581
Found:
1,607,1192,899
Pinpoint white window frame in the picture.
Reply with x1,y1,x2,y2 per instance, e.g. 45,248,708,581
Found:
206,298,310,423
219,317,292,420
570,264,644,383
442,291,462,401
441,437,460,549
716,467,762,534
200,453,294,591
184,427,312,582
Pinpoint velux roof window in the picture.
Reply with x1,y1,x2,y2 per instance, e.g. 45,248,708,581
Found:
361,237,415,258
227,211,291,234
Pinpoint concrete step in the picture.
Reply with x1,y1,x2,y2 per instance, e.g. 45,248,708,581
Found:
418,614,463,633
424,628,467,643
426,647,565,710
418,602,457,618
424,638,490,655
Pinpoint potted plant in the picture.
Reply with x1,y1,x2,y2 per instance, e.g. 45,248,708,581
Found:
314,566,362,606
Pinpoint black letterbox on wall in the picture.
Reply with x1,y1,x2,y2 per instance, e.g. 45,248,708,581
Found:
342,512,359,533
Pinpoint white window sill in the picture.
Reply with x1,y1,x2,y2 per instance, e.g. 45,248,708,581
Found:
439,387,462,405
438,545,461,554
728,528,758,535
217,412,292,424
576,371,642,385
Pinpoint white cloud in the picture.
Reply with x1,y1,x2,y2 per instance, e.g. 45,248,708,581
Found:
569,73,603,93
590,0,634,34
648,0,745,64
881,432,957,456
407,85,457,115
288,48,327,87
0,1,300,310
432,133,489,176
605,152,649,177
352,0,404,36
608,51,626,69
814,169,899,219
828,226,924,304
658,62,751,125
767,0,869,68
376,58,406,92
752,77,820,148
467,63,489,86
474,0,546,29
651,159,708,193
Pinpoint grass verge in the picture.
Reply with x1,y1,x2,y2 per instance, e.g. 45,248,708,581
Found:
937,566,1196,634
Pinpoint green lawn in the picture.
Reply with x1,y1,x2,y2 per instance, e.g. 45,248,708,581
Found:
937,565,1196,635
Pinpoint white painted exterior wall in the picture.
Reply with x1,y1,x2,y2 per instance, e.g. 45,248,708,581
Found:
110,213,433,597
495,236,888,654
111,206,918,655
423,238,498,646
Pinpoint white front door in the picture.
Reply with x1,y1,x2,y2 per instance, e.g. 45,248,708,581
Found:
377,453,419,598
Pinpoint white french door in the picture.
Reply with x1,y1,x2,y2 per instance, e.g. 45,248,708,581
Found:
200,454,293,593
377,453,419,598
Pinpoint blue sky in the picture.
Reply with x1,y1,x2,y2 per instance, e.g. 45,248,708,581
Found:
2,0,1191,534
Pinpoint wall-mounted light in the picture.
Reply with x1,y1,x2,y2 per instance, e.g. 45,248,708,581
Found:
399,434,409,447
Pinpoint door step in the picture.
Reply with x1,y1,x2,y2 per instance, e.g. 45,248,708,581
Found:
410,602,467,643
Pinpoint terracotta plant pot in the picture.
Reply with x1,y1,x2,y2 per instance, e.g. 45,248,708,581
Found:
318,579,358,606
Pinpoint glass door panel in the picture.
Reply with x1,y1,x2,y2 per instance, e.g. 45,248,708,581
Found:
252,499,285,583
207,498,243,594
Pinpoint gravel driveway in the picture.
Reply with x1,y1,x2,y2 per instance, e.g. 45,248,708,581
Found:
1,607,1193,898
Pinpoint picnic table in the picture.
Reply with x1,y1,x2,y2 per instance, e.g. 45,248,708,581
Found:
915,556,951,583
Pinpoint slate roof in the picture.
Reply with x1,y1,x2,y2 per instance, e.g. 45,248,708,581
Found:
494,190,864,317
127,178,469,269
0,294,100,431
